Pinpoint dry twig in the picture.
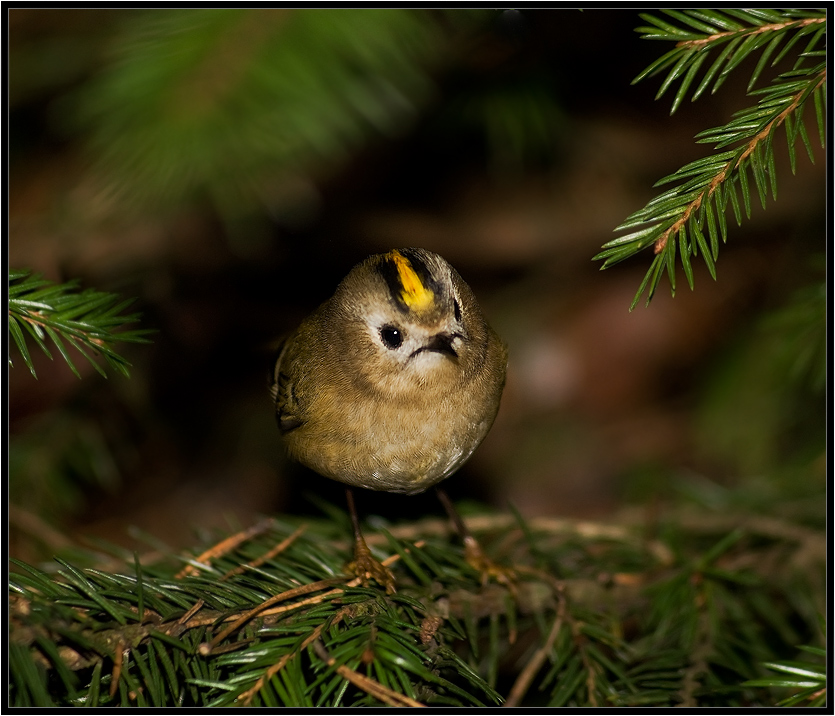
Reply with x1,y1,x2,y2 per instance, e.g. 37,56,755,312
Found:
313,640,425,708
504,594,566,707
109,641,126,699
175,518,276,578
220,523,307,581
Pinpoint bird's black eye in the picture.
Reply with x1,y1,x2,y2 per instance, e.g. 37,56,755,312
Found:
380,325,404,349
453,299,461,322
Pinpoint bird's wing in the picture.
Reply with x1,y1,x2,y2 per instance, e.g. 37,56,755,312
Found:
270,337,305,434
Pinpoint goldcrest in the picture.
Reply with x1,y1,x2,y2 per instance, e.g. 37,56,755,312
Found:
270,247,507,589
271,247,507,493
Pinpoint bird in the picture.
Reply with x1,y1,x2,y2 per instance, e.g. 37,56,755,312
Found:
270,247,507,592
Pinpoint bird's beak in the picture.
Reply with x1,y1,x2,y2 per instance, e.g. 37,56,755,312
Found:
424,332,458,358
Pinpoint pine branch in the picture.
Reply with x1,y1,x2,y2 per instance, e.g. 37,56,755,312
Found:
8,270,152,379
595,10,826,309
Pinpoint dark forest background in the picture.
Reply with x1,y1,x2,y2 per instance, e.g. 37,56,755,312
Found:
8,8,826,564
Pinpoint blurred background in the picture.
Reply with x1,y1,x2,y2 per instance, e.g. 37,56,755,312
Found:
8,9,827,564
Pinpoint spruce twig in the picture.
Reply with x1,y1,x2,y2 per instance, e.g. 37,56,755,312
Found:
8,269,152,379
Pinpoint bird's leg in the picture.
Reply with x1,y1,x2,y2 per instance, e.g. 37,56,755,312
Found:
435,487,515,588
345,488,396,594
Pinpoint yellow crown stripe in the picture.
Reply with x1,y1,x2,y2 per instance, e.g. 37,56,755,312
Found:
390,250,434,311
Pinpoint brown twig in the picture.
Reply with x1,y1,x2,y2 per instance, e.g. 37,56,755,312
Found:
504,594,566,707
199,578,344,655
239,624,320,705
238,623,324,706
219,524,307,581
248,541,426,620
237,607,350,706
199,542,425,654
807,688,826,703
175,518,276,578
365,514,674,565
177,599,205,626
109,641,126,699
675,17,825,50
313,639,425,708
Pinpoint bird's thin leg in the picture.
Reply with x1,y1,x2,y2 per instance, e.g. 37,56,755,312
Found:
345,487,364,543
436,487,514,588
345,488,396,594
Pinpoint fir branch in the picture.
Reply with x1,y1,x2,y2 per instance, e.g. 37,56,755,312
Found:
595,10,826,309
8,270,152,379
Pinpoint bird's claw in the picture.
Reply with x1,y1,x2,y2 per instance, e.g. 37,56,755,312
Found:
349,536,396,594
464,535,516,591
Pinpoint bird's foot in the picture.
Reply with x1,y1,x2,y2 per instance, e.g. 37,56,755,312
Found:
348,535,396,594
464,535,516,590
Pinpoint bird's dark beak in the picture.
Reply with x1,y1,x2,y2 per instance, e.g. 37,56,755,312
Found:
425,332,458,358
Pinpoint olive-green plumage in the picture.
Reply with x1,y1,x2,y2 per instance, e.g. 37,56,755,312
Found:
271,248,507,495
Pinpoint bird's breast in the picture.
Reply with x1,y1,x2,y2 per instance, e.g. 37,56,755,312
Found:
284,385,493,494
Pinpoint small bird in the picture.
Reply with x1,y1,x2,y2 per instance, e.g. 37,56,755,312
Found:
271,248,507,592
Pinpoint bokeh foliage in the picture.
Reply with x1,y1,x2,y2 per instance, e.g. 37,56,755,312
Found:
66,9,490,218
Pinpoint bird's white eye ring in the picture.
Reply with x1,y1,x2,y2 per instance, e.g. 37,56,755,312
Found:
380,325,404,349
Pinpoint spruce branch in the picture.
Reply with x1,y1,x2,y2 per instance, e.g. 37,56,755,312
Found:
8,507,823,707
595,10,826,309
8,270,152,379
633,8,827,114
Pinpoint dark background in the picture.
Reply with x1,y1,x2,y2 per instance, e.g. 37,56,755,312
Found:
7,9,826,562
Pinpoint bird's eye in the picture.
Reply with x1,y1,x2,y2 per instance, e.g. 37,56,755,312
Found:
380,325,404,349
453,299,461,322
